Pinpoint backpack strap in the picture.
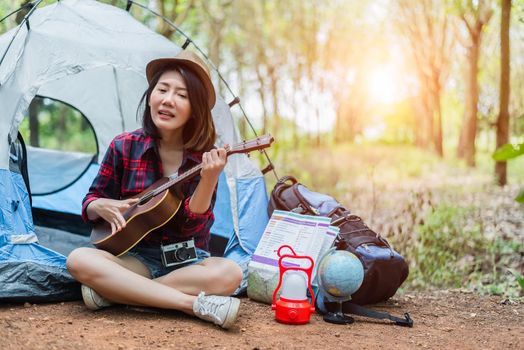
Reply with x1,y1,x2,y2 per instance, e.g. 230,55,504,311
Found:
343,235,387,248
277,175,298,185
331,212,391,249
343,303,413,327
291,185,319,215
268,176,299,216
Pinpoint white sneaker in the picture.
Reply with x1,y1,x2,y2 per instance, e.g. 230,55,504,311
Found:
192,292,240,329
81,284,113,310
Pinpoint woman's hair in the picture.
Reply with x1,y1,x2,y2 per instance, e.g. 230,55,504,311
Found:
137,64,216,152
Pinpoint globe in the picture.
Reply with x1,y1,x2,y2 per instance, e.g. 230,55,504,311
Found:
317,249,364,300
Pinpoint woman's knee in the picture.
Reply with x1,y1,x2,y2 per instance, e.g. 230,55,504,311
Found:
205,258,242,290
67,247,87,275
228,260,243,286
66,247,104,280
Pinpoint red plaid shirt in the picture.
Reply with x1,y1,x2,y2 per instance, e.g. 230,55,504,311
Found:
82,129,215,251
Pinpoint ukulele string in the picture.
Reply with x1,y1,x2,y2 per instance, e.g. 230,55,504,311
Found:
136,142,256,204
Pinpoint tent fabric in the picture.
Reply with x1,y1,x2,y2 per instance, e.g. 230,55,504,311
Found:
31,164,99,215
0,245,81,302
0,169,80,302
27,146,95,195
0,0,180,165
0,170,34,241
0,0,269,301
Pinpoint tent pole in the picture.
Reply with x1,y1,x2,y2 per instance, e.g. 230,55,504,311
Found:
0,0,44,78
181,38,191,49
0,2,34,24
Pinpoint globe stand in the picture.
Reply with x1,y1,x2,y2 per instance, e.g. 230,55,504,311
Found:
323,301,354,325
318,288,355,325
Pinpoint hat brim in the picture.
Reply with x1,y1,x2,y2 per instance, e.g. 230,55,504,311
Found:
146,57,216,109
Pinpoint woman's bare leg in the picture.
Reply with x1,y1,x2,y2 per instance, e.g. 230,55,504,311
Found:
66,247,196,314
154,257,242,296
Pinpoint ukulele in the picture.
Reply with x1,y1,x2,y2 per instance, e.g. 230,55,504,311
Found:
90,135,274,256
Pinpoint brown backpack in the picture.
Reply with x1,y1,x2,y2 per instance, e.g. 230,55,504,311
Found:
268,175,409,305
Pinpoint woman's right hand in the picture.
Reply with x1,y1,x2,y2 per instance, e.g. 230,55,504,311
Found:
88,198,139,234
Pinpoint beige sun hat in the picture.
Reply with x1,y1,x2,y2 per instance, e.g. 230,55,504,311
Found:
146,50,216,108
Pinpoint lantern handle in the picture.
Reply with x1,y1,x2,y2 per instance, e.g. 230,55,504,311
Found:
271,245,315,313
276,244,296,257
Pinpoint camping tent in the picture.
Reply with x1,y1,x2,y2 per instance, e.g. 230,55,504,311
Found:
0,0,270,301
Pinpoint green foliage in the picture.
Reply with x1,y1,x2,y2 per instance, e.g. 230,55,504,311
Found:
402,204,524,297
508,269,524,294
493,142,524,203
473,239,524,297
19,97,97,154
492,143,524,161
516,188,524,203
406,205,487,288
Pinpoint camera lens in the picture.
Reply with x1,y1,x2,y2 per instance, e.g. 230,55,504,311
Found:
175,247,190,261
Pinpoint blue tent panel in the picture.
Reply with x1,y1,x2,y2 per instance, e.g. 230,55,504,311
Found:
210,171,234,239
0,170,34,240
31,164,99,215
0,169,80,302
236,176,269,253
222,176,269,294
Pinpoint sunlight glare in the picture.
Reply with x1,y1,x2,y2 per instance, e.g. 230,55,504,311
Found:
367,67,402,105
363,123,386,141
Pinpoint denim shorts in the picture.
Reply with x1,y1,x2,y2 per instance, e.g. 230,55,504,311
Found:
125,244,210,279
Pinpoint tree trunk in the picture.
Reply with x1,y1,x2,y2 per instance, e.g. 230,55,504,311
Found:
456,1,493,166
495,0,511,186
291,74,300,148
396,0,453,155
81,117,89,132
413,71,434,150
208,23,222,95
157,0,195,39
233,51,247,138
460,36,480,166
426,84,435,152
28,100,40,147
334,102,344,144
255,65,268,135
57,105,67,148
433,91,443,157
267,65,279,136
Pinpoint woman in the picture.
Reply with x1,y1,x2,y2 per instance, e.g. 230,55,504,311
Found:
66,50,242,330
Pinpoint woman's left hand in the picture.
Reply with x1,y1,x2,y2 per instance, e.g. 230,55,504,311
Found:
200,146,228,182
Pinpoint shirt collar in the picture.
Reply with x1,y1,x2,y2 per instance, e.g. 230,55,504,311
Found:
184,149,203,164
138,129,157,157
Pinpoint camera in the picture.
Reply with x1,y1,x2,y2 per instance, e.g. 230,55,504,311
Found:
161,239,198,267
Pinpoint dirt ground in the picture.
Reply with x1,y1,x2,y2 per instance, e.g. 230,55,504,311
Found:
1,290,522,350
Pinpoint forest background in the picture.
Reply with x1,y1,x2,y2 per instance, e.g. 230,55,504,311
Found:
1,0,523,299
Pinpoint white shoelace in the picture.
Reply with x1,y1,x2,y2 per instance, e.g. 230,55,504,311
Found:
195,292,227,323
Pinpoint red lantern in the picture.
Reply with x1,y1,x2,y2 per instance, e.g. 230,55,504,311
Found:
271,245,315,324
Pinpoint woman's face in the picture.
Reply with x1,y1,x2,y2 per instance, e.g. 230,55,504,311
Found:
149,69,192,134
